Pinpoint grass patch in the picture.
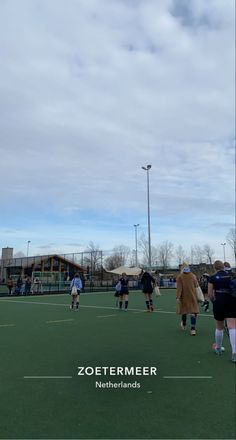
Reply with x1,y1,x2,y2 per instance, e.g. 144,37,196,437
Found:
0,290,235,439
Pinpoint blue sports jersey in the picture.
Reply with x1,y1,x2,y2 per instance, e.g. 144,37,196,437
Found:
208,270,231,295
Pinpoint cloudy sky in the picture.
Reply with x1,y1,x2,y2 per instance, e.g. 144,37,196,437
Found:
0,0,235,263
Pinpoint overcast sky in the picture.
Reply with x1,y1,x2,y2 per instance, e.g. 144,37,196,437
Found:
0,0,235,264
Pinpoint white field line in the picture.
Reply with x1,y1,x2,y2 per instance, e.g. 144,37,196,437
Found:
0,299,67,306
46,319,74,324
23,374,213,380
0,298,214,318
47,291,109,297
133,308,163,314
163,376,213,379
0,323,16,328
24,376,72,379
2,291,114,299
96,314,117,318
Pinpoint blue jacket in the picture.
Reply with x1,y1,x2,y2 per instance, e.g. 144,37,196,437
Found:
70,277,82,291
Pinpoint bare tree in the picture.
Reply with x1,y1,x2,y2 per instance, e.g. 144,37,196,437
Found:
104,254,124,270
139,233,149,266
191,245,204,264
175,245,187,265
227,228,236,259
157,241,174,270
84,241,102,273
202,244,215,264
104,245,131,270
138,233,158,267
129,249,136,267
112,245,130,265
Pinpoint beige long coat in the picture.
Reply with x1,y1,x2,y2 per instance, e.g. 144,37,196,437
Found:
176,272,199,314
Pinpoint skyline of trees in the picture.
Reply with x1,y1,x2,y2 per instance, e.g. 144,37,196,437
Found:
8,228,235,270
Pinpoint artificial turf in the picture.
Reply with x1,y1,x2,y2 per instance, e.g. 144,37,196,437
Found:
0,290,235,439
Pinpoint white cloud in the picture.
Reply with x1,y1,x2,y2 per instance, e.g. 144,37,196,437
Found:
0,0,234,259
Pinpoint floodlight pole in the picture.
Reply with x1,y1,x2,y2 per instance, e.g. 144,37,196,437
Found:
134,224,139,267
142,165,152,269
26,240,31,276
221,242,226,262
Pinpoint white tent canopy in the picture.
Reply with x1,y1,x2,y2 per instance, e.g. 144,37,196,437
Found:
105,266,142,276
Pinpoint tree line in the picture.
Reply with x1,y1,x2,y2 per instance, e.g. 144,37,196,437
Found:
12,227,235,272
84,227,235,271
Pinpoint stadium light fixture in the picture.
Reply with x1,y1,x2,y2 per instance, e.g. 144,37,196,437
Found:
141,164,152,269
221,242,226,262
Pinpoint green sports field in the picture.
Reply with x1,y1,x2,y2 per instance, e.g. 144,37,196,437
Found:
0,290,235,439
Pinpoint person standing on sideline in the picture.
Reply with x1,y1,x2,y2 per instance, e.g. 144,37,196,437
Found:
208,260,236,363
176,263,199,335
140,270,156,312
15,276,23,295
199,273,210,312
70,273,82,311
7,277,14,295
119,273,129,311
114,280,121,307
24,276,31,295
224,261,234,275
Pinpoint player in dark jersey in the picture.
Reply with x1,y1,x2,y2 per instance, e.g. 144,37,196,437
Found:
119,273,129,311
223,262,235,336
208,260,236,363
140,271,156,312
199,273,210,312
114,280,121,307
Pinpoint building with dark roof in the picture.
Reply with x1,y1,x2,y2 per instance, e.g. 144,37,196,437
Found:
0,248,84,281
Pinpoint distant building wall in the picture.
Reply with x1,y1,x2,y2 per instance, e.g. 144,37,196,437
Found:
1,247,14,281
2,247,14,260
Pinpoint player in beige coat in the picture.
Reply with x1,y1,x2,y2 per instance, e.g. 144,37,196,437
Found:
176,264,199,335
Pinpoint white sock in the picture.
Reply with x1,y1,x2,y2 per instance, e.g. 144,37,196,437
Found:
215,329,223,349
229,329,236,354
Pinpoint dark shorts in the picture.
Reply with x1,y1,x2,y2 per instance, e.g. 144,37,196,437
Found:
213,293,236,321
120,289,129,296
143,289,153,294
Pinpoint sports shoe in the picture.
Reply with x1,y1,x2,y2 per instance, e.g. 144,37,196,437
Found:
215,347,223,355
180,322,186,330
212,343,225,352
150,306,154,312
191,329,196,336
232,353,236,363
